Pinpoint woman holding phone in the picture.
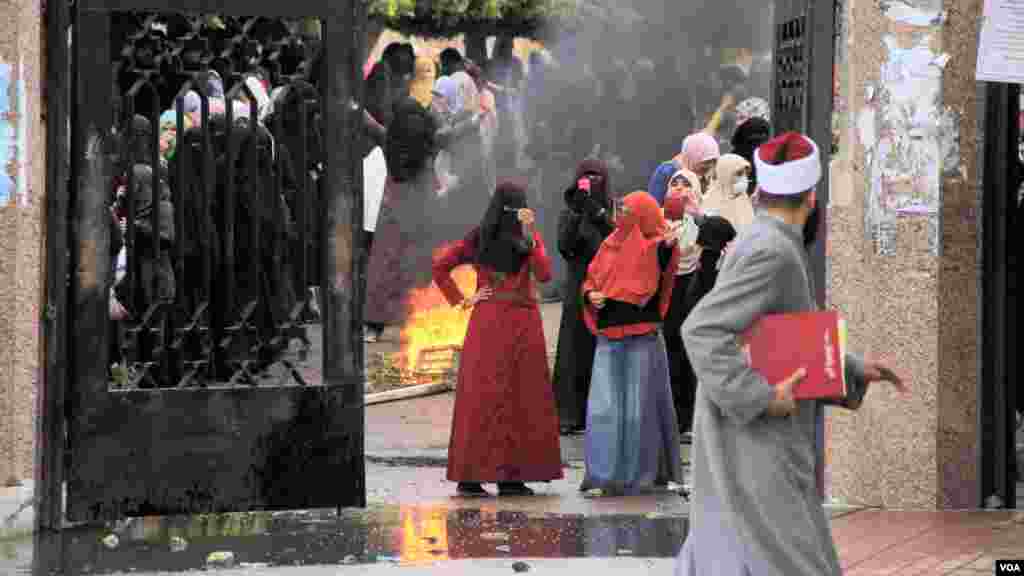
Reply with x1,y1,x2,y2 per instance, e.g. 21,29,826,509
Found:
552,160,615,436
433,180,563,498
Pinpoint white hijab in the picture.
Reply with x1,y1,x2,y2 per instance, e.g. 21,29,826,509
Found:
702,153,755,232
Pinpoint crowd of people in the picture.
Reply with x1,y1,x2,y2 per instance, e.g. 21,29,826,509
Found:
424,132,907,575
97,16,919,571
354,42,909,575
107,59,327,384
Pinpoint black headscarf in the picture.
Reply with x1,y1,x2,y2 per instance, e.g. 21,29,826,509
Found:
731,117,772,161
565,158,611,212
385,99,437,183
730,117,772,195
476,180,532,275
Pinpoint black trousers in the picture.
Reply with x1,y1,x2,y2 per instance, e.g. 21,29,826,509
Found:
362,230,386,333
664,272,697,433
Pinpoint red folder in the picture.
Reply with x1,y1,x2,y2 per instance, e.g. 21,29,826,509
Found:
740,311,848,400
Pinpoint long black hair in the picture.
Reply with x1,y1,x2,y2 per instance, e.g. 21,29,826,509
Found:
476,180,532,275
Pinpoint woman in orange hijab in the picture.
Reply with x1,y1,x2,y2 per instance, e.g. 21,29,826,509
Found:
578,191,684,496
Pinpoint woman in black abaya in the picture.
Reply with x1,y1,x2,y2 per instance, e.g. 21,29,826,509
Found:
551,159,615,435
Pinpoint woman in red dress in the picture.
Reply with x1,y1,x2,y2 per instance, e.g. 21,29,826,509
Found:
432,180,564,497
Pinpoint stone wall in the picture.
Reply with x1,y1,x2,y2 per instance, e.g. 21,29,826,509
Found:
827,0,982,509
0,0,43,484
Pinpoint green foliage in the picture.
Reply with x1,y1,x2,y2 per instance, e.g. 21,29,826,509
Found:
366,0,581,38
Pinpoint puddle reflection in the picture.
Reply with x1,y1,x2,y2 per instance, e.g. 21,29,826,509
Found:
31,505,687,574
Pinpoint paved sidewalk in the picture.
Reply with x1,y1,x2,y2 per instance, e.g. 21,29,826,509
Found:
832,509,1024,574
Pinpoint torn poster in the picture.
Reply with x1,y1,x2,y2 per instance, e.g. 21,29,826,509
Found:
0,61,14,206
858,2,957,257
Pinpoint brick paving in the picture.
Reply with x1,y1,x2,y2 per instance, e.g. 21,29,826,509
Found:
832,510,1024,574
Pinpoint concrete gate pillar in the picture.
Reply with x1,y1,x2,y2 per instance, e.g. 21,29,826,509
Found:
827,0,983,508
0,0,44,485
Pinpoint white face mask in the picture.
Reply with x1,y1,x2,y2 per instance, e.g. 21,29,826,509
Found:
733,177,750,197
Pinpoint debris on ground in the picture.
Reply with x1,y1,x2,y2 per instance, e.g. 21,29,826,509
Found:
206,551,236,568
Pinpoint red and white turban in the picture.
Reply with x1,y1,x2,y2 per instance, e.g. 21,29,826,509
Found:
753,132,822,196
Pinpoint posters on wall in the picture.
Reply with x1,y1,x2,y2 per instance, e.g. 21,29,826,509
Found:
857,0,955,257
0,61,13,207
976,0,1024,84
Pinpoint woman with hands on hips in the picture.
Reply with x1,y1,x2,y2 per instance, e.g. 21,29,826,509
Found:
432,180,563,498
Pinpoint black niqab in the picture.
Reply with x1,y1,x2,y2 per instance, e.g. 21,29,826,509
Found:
566,158,611,213
477,180,532,275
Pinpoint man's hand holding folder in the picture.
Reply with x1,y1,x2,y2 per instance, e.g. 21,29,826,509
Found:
742,311,908,413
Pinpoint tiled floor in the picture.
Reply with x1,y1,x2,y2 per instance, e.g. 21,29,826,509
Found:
832,509,1024,575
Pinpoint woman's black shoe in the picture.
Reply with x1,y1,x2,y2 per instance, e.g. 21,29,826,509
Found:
455,483,490,497
497,482,535,497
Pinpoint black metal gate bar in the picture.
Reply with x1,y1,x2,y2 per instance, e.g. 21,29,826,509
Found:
322,10,365,407
121,78,169,389
805,0,835,308
67,7,116,520
36,0,72,568
770,0,836,502
981,81,1017,508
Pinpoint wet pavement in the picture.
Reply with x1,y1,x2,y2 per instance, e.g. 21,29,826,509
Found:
5,479,871,576
10,504,688,575
9,506,1023,575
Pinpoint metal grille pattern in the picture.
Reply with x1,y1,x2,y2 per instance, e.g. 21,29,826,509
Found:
773,12,808,133
111,14,323,389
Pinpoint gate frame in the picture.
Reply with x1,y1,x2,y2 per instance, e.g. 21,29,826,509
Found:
36,0,367,568
979,81,1018,509
770,0,837,501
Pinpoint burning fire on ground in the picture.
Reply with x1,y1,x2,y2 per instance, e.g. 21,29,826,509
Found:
395,244,476,377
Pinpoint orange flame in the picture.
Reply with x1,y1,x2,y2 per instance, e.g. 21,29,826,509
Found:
398,244,476,373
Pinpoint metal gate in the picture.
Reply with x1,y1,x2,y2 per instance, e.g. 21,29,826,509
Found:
770,0,835,305
36,0,367,552
980,82,1019,509
770,0,837,500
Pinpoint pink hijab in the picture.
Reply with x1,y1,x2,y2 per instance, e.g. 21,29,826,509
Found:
678,132,721,172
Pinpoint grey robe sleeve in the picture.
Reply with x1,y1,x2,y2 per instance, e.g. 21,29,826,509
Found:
823,353,868,410
681,246,796,425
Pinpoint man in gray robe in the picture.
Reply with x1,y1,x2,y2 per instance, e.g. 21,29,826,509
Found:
675,132,905,576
